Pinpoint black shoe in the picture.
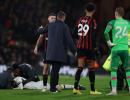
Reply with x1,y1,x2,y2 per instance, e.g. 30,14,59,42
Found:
78,85,86,90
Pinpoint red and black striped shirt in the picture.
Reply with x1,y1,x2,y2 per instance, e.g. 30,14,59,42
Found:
42,32,48,51
76,16,97,50
40,25,48,51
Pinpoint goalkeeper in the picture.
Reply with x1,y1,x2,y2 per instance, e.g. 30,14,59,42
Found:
103,12,130,92
104,7,130,95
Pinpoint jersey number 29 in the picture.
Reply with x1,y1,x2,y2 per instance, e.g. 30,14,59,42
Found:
78,24,89,36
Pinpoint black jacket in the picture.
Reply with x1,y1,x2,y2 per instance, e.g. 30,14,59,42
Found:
0,70,13,89
18,63,40,85
46,20,76,64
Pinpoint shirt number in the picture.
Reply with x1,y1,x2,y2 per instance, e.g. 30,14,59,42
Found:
115,26,127,38
78,24,89,36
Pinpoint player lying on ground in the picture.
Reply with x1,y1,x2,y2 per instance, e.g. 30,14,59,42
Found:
11,63,40,85
13,77,86,91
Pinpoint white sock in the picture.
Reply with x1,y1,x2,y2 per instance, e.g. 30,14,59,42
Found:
129,87,130,92
112,87,117,93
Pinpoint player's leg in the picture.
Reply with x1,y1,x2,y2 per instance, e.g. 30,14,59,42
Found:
88,64,95,91
87,60,102,95
88,68,96,93
86,50,96,93
41,63,49,92
86,50,101,95
107,51,120,95
125,69,130,93
41,51,50,92
123,50,130,93
59,84,86,90
73,57,85,95
56,83,86,90
42,63,49,92
117,66,125,90
74,58,84,89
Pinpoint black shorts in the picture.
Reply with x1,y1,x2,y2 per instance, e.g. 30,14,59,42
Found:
77,49,95,60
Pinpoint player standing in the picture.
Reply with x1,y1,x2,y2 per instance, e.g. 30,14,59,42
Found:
73,2,101,95
34,13,56,92
104,7,130,95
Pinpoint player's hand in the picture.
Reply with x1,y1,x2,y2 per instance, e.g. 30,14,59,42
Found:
34,47,38,55
109,43,116,47
107,40,116,47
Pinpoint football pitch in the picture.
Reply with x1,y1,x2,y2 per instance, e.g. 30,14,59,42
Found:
0,75,130,100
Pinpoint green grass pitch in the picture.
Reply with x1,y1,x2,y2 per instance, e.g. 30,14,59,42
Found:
0,75,130,100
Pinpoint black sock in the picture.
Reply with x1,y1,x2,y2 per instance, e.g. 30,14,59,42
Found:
43,74,48,86
88,70,95,91
74,67,83,89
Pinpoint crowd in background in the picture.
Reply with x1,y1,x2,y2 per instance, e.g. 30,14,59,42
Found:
0,0,50,66
0,0,130,72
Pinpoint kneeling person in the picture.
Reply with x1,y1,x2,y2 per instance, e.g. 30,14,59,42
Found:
12,63,40,86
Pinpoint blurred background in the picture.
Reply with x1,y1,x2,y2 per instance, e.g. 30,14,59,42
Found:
0,0,130,74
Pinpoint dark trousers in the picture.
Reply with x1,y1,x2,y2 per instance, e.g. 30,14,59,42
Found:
50,63,61,92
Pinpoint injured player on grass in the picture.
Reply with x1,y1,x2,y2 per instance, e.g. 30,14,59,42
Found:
13,77,86,91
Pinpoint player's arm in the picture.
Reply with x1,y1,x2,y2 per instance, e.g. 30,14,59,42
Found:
128,21,130,46
34,34,43,55
104,22,112,41
34,25,48,54
104,21,116,47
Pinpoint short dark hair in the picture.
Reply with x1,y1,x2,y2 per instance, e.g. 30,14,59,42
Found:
115,7,125,17
48,12,56,17
85,2,96,12
11,63,19,70
57,11,66,19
